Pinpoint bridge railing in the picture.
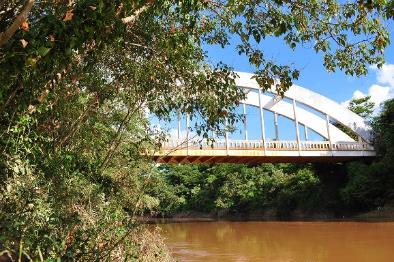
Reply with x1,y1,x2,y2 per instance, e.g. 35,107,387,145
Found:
161,139,374,151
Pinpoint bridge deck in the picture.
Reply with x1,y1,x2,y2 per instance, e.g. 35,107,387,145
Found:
153,140,375,164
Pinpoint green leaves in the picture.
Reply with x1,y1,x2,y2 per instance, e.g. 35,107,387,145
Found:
152,163,321,215
348,95,375,119
37,46,51,57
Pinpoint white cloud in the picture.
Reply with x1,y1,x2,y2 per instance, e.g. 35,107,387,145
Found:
372,63,394,87
342,63,394,114
352,90,366,99
368,84,392,106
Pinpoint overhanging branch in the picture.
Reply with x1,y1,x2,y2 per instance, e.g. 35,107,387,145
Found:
0,0,34,47
121,0,154,24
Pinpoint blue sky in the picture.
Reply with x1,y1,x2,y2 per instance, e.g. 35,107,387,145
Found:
204,22,394,108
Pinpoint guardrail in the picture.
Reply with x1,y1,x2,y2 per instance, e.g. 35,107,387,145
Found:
161,139,374,151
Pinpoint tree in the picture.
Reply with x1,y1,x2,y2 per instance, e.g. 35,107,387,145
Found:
348,96,375,119
341,99,394,210
373,98,394,170
149,163,321,217
332,95,374,140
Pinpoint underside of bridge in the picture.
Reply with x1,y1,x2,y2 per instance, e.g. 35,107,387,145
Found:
154,155,373,164
153,145,375,164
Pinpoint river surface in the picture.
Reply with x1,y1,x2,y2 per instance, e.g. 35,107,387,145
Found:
158,221,394,262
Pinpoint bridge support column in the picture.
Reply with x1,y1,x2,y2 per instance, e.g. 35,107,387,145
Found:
258,89,266,153
243,103,248,140
325,114,332,151
304,125,309,141
274,112,279,141
225,118,229,155
186,113,190,155
292,99,301,153
177,111,181,140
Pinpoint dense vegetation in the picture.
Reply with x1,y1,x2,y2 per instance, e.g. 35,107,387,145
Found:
146,98,394,218
147,163,323,217
0,0,393,261
341,99,394,210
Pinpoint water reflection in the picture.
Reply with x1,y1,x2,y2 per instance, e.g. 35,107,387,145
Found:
159,221,394,262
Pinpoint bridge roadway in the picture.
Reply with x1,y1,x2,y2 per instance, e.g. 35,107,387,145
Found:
153,140,376,164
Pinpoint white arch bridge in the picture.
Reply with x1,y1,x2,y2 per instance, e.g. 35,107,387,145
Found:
153,72,375,164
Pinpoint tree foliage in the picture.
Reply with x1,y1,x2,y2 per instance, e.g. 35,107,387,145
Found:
333,95,374,140
348,95,375,119
148,164,321,217
373,98,394,168
341,99,394,209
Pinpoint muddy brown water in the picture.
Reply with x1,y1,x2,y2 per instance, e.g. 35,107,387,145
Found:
158,221,394,262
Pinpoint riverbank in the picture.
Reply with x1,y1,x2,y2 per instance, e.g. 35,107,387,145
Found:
143,203,394,223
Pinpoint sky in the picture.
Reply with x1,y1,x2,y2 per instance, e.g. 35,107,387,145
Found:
204,22,394,113
154,20,394,142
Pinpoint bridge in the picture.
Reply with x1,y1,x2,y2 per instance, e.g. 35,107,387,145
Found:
153,72,375,164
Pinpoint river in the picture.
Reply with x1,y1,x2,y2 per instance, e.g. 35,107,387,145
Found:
158,221,394,261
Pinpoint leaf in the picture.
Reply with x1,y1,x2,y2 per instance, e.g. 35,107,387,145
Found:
253,30,261,43
71,75,77,84
65,48,72,56
28,104,36,114
26,57,38,66
38,89,49,103
63,10,74,21
37,46,51,57
20,39,28,48
20,20,29,31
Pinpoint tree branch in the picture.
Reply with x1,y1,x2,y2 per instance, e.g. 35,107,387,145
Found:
0,0,34,47
98,108,132,170
121,0,154,24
